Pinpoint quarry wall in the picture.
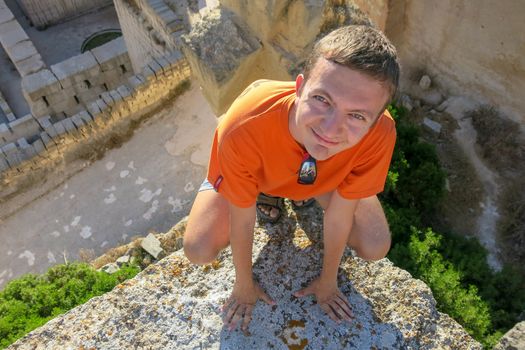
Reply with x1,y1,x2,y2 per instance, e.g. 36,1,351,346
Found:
386,0,525,123
113,0,183,73
15,0,112,29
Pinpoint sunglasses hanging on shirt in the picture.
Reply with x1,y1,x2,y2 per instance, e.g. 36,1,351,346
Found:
297,153,317,185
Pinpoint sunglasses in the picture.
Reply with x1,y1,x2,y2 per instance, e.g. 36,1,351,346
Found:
297,153,317,185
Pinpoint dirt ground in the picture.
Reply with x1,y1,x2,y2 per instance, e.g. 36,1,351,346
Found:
404,107,484,237
407,104,525,273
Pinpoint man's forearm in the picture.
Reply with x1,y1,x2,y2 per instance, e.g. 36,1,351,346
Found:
320,220,353,283
320,196,358,283
229,204,257,284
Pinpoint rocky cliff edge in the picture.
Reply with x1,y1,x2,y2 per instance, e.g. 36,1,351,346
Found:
9,203,481,349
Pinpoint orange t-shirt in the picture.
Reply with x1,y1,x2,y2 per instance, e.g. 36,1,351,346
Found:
207,80,396,208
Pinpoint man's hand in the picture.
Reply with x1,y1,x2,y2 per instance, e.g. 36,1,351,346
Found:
222,279,275,332
294,277,353,323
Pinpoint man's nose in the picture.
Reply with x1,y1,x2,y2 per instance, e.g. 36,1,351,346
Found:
321,111,344,136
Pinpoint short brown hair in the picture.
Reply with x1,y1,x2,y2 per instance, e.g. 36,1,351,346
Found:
303,25,400,101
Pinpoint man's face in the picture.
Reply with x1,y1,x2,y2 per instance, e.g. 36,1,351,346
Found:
289,57,391,161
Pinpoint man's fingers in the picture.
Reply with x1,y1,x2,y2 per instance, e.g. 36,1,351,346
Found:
258,290,275,305
223,301,239,325
241,305,254,331
328,300,349,322
319,302,340,323
294,286,313,298
335,295,353,320
228,305,245,330
222,296,234,312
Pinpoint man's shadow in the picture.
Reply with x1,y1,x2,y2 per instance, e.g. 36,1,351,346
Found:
218,202,406,349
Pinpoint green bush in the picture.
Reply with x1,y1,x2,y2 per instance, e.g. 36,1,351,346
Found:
0,262,139,348
383,105,525,349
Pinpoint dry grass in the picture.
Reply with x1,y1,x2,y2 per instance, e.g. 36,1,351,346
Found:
468,106,524,175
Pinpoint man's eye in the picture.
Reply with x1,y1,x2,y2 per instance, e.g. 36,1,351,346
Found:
313,95,328,104
349,113,365,121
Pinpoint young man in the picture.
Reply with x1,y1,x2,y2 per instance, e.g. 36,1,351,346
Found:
183,25,399,332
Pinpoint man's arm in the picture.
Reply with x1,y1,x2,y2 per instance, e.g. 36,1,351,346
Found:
295,191,356,322
223,203,275,332
321,191,358,283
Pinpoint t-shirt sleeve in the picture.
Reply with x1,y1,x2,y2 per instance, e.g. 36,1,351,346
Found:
337,118,396,199
207,129,259,208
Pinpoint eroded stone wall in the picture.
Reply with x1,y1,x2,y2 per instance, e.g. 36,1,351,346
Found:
20,37,132,120
0,50,189,200
184,0,387,115
113,0,183,73
16,0,112,29
386,0,525,123
0,0,45,77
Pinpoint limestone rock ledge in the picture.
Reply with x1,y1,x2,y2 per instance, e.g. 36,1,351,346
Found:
9,205,481,349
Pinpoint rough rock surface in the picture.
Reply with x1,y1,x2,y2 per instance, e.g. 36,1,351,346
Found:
494,321,525,350
9,204,481,349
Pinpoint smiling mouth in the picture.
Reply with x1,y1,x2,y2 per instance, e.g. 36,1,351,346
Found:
312,129,339,147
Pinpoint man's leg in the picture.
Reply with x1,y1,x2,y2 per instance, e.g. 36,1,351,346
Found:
183,189,230,265
315,193,391,261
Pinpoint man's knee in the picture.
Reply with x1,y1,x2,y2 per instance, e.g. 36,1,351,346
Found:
183,238,220,265
353,228,391,261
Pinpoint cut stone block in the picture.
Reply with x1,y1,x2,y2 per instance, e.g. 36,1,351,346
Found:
91,37,128,71
147,60,163,76
78,110,93,124
32,138,45,155
39,131,54,149
53,121,67,136
141,233,163,259
44,124,57,138
21,69,60,100
109,90,122,104
0,122,12,143
71,114,85,130
100,92,114,106
1,142,22,166
141,65,156,81
28,98,51,118
16,51,45,76
87,101,101,116
0,154,9,171
36,115,52,129
164,49,183,66
51,52,100,85
62,118,77,134
16,137,29,148
9,40,38,62
116,85,132,99
0,5,15,24
8,114,40,139
423,117,442,134
128,75,145,89
0,20,28,48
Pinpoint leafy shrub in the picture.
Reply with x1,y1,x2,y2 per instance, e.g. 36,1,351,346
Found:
0,263,139,348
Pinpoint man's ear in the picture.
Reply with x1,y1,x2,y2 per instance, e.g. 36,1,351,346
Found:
295,74,305,96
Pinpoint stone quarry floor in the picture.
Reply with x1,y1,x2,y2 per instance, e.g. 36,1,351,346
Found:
0,84,217,289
